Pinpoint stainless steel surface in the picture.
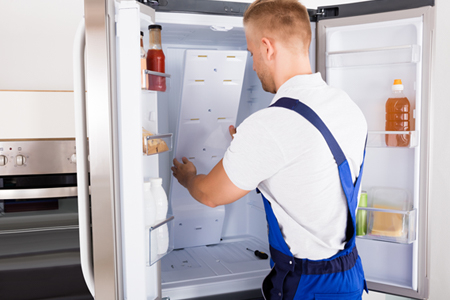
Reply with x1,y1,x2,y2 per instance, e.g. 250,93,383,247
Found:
0,225,79,235
0,139,77,175
317,6,434,299
84,0,121,298
0,187,78,200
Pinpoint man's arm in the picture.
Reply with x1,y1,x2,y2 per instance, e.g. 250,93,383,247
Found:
171,125,250,207
171,157,250,208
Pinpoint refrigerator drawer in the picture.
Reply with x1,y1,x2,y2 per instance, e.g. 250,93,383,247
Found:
357,207,416,244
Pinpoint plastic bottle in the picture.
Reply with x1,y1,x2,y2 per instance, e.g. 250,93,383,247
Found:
140,31,147,90
144,181,158,264
385,79,411,147
147,25,166,92
150,178,169,255
356,191,368,236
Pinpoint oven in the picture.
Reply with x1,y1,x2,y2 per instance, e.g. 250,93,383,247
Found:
0,139,93,300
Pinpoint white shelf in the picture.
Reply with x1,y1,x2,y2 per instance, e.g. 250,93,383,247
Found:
148,215,174,266
327,44,420,68
367,130,418,148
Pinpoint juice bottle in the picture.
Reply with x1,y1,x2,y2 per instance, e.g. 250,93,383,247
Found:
147,24,166,92
385,79,410,147
140,31,147,90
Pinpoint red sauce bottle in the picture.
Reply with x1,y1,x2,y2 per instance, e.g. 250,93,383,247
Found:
146,25,166,92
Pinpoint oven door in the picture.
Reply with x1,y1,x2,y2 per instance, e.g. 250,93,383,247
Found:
0,174,93,300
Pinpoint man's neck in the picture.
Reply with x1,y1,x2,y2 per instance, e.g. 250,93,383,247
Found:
273,53,312,92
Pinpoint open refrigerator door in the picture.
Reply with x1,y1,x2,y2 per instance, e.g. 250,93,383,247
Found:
316,2,434,299
115,1,272,299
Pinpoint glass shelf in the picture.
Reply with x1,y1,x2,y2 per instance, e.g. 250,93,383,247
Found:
143,133,173,156
367,131,418,148
327,44,420,68
148,215,175,266
356,207,416,244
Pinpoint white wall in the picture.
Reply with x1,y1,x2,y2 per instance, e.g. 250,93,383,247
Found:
0,0,83,139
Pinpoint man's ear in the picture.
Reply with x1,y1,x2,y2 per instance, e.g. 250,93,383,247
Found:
261,37,275,61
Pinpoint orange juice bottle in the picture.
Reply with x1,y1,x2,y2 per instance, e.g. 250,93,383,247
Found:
385,79,410,147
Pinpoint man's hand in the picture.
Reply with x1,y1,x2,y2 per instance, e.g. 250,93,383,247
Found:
171,157,196,189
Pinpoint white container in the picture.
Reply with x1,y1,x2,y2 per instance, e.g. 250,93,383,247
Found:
144,181,158,264
150,178,169,255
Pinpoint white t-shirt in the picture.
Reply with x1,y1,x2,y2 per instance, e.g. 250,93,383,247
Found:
223,73,367,260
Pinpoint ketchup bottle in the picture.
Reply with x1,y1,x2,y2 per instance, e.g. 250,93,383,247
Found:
147,25,166,92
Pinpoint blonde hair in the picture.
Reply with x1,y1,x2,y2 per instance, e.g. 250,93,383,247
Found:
243,0,311,53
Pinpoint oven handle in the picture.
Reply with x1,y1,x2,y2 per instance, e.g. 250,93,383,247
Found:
0,187,79,200
74,17,95,297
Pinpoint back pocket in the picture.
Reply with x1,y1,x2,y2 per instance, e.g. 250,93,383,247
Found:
315,289,362,300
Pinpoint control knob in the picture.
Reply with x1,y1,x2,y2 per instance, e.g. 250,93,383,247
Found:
0,155,7,166
16,155,26,166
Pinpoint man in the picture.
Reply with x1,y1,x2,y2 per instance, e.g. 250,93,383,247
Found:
171,0,368,299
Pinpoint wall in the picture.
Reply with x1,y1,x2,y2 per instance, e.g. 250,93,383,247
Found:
0,0,83,139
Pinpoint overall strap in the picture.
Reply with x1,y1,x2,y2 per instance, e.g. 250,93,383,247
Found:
269,97,366,251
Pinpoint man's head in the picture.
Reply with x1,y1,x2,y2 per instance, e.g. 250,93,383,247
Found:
243,0,312,93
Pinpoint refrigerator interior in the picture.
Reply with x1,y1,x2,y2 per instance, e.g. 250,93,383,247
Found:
323,16,424,290
139,11,316,299
116,2,427,299
153,15,274,299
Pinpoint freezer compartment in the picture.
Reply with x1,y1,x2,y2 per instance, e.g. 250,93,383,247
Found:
161,235,270,300
148,215,174,266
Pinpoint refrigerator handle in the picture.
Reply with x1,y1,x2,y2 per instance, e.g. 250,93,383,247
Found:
73,17,95,297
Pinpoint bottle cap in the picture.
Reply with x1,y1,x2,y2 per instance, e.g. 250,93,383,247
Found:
144,181,151,191
149,24,162,30
140,31,144,36
359,191,368,207
150,177,163,186
392,79,404,91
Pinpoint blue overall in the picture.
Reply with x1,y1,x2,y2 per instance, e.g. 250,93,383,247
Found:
261,97,368,300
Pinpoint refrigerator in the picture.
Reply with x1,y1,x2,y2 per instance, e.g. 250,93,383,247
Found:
73,0,435,299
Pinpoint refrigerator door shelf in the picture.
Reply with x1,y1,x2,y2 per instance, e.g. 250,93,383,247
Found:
143,133,173,156
142,70,171,93
326,44,421,69
367,131,418,148
148,215,175,266
144,70,171,78
357,207,416,244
